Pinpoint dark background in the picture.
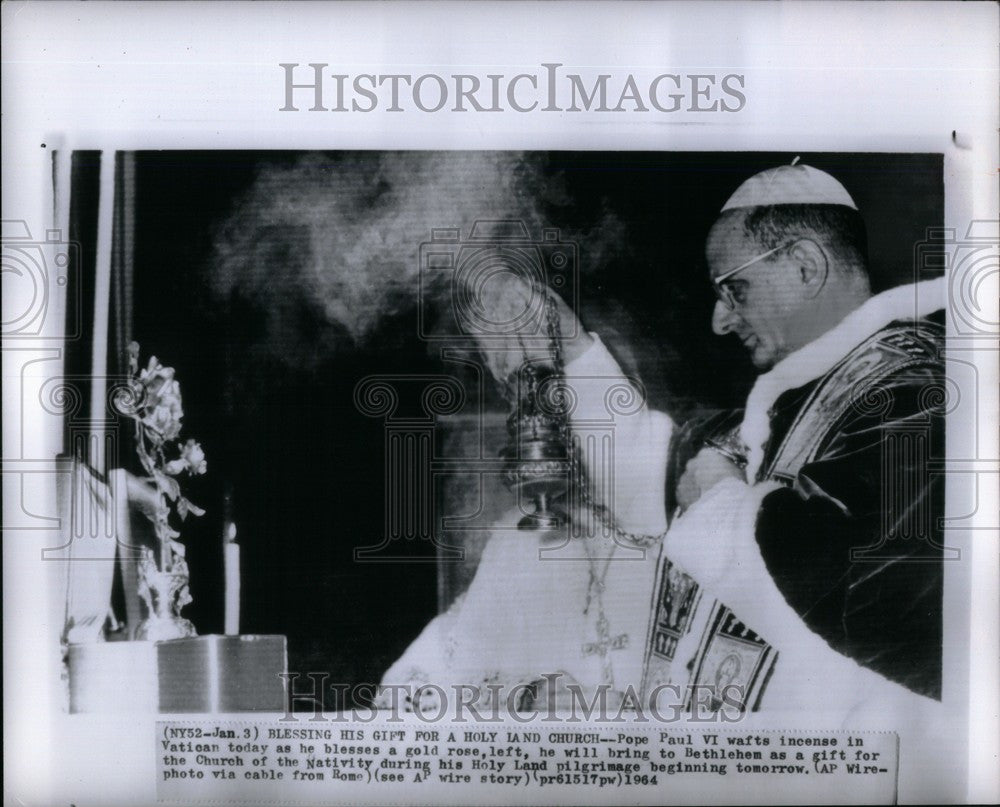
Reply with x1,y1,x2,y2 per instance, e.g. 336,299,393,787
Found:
110,151,942,707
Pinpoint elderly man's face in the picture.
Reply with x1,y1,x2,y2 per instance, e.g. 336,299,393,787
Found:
705,213,815,370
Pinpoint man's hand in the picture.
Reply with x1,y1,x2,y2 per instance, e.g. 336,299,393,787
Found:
675,447,746,512
460,273,592,388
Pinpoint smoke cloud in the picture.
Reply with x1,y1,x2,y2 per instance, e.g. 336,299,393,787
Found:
210,152,626,363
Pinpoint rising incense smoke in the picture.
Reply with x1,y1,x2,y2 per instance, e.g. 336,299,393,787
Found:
210,151,625,363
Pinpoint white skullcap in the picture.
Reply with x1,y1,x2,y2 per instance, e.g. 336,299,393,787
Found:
721,159,858,212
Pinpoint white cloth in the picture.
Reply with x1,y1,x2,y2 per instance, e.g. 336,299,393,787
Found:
380,518,660,699
381,336,674,697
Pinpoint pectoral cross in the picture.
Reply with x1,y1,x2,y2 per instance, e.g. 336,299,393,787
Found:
581,548,628,689
582,615,630,658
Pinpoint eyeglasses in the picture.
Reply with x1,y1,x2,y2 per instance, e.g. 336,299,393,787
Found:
712,241,796,311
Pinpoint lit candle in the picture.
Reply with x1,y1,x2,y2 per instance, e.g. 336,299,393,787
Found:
223,522,240,635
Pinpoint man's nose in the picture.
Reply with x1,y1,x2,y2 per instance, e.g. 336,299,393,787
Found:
711,299,740,335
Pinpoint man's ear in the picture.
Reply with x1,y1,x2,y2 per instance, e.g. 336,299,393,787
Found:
788,238,828,298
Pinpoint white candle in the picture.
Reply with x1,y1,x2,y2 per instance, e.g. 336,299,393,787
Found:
223,523,240,635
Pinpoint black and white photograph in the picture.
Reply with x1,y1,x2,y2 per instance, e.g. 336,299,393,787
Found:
3,3,997,806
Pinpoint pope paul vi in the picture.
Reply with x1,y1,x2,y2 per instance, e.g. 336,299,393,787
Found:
379,162,945,718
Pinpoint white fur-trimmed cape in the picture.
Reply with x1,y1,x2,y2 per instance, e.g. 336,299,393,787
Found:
740,277,946,480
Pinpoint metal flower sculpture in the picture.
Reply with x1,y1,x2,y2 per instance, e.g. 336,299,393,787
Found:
121,342,207,641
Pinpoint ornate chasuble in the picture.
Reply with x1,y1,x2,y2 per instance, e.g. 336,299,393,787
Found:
638,313,945,708
380,286,945,714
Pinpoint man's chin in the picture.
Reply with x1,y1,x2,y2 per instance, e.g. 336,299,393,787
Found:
748,342,778,371
736,334,779,370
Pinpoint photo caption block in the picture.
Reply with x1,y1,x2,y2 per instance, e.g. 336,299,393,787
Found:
156,720,898,804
